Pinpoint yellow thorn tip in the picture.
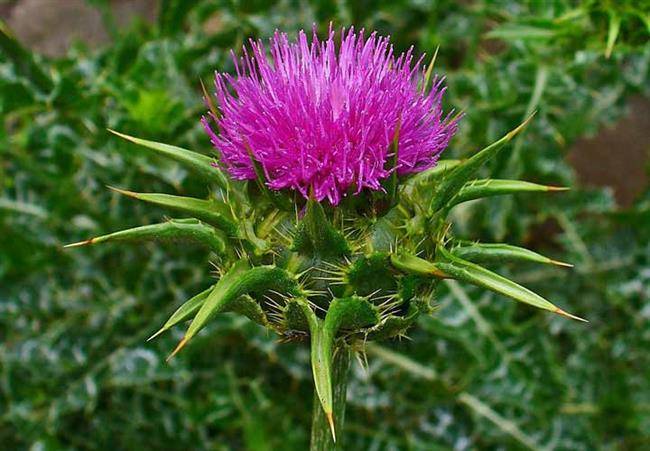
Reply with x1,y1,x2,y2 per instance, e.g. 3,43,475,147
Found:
326,411,336,443
107,128,134,142
166,337,188,362
550,259,574,268
147,327,167,342
554,307,588,323
63,238,94,248
107,186,139,198
506,111,537,140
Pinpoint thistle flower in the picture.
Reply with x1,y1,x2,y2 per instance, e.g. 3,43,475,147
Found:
202,28,458,205
69,27,585,449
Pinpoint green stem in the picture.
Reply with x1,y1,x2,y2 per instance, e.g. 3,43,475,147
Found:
310,344,351,451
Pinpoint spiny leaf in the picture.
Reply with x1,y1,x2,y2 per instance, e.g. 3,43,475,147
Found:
450,179,568,207
108,129,229,188
390,252,449,279
403,159,461,191
64,218,227,253
108,187,238,236
200,77,219,120
429,114,535,214
170,263,299,358
296,297,375,442
452,242,573,267
292,299,336,440
168,260,249,357
422,45,439,93
293,199,350,259
436,246,586,321
150,292,267,342
148,286,214,341
319,297,378,439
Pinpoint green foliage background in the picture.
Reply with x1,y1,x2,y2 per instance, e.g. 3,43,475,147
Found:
1,0,649,449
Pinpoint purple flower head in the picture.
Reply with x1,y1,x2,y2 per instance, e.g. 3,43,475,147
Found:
203,27,459,205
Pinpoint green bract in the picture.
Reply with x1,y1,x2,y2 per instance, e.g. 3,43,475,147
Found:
68,115,585,441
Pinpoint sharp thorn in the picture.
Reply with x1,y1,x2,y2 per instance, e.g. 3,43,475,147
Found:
107,128,130,140
550,259,574,268
506,111,536,140
107,186,138,198
147,327,167,342
167,337,188,361
547,186,570,192
326,411,336,442
554,307,588,323
63,238,94,248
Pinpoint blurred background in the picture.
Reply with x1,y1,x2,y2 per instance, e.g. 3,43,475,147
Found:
1,0,648,449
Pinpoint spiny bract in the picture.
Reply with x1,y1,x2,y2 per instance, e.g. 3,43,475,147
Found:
68,28,585,441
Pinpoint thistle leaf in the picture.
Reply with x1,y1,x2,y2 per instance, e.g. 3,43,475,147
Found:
293,299,335,439
150,291,267,342
170,263,299,358
436,246,586,321
148,286,214,341
64,218,227,253
297,297,376,442
452,242,573,267
108,129,229,189
108,187,238,236
429,114,535,213
200,77,219,120
403,159,461,191
450,179,568,207
422,45,439,93
293,199,349,259
390,253,448,278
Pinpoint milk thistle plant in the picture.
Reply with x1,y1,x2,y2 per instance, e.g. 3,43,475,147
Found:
68,28,585,449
